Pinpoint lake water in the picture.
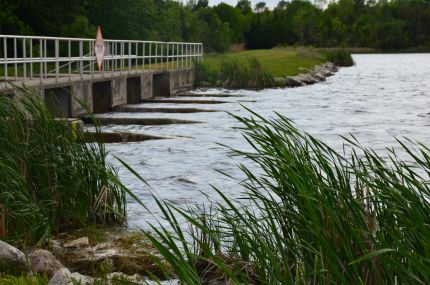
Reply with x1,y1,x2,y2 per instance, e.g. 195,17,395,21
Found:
101,54,430,228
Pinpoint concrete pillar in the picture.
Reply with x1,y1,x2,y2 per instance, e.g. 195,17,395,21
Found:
71,80,92,117
112,76,127,107
141,73,153,99
44,86,72,118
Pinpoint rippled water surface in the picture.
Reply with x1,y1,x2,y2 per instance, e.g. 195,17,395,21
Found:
102,54,430,228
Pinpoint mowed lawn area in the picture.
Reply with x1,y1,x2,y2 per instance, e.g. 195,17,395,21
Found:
203,48,326,77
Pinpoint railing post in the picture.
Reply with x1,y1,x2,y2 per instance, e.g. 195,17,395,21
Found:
135,42,138,71
176,43,179,70
55,39,59,82
68,40,71,81
14,38,17,80
79,40,83,79
3,37,8,80
30,39,33,80
142,42,145,71
39,39,42,83
149,42,152,70
23,38,26,81
128,41,131,73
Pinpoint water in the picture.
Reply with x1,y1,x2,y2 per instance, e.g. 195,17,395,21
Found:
101,54,430,228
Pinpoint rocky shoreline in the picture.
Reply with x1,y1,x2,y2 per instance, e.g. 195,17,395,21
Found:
0,229,170,284
275,62,339,87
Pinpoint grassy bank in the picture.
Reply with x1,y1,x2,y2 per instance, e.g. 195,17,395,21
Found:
203,47,325,77
0,83,133,245
196,47,353,88
145,111,430,284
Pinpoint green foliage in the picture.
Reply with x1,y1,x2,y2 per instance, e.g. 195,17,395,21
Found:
203,48,325,78
195,57,274,89
0,274,49,285
0,83,129,244
325,49,354,67
145,111,430,283
2,0,430,52
194,60,218,87
219,57,274,89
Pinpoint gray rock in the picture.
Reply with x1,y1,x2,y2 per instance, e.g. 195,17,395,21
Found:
0,239,28,272
285,76,306,87
48,268,93,285
29,249,63,277
295,73,319,84
63,237,90,248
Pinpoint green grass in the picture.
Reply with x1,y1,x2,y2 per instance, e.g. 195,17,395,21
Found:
203,47,325,77
0,82,136,245
0,274,49,285
144,110,430,284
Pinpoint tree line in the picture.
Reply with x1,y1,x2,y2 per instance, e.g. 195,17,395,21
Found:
1,0,430,52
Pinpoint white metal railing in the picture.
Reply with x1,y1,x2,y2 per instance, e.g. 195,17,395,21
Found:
0,34,203,83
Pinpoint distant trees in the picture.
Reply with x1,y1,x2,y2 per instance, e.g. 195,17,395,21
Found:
1,0,430,52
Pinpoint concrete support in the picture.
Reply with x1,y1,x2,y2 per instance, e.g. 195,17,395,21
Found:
141,73,153,99
170,69,194,95
71,80,92,117
4,68,195,117
44,86,72,118
112,76,127,107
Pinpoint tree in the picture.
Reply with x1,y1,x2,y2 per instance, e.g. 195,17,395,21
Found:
236,0,252,15
255,2,267,13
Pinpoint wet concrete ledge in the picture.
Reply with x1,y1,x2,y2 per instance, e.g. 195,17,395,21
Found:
85,131,167,143
140,99,230,104
114,105,219,113
175,92,245,98
81,117,202,126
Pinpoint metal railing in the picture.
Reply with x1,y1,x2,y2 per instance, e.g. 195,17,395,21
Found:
0,34,203,83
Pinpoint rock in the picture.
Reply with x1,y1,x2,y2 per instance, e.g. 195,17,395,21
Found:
295,73,319,84
48,268,93,285
63,237,90,248
285,76,306,87
29,249,63,277
49,239,64,254
106,272,143,284
0,239,28,272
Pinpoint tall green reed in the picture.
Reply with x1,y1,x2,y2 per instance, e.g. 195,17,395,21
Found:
145,110,430,284
194,58,275,89
0,82,129,244
219,58,275,89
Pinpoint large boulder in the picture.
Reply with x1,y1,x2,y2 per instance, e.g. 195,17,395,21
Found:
29,249,63,277
0,240,28,273
48,268,93,285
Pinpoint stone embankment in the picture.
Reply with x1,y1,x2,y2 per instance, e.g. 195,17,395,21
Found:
275,62,339,87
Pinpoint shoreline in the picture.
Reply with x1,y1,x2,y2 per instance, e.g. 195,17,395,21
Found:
277,61,339,87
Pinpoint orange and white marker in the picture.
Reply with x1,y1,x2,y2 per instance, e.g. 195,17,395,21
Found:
94,26,105,70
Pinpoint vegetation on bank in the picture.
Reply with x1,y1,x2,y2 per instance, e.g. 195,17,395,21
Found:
324,49,355,67
0,83,132,245
145,111,430,283
203,48,325,77
195,48,353,88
